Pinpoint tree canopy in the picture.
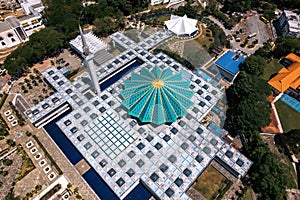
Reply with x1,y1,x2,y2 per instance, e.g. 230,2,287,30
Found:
273,37,300,58
4,0,149,75
226,72,271,107
222,0,300,19
225,68,294,199
4,28,66,74
284,129,300,155
240,55,267,76
247,133,292,200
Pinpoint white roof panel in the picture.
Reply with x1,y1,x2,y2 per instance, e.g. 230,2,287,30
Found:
165,14,198,36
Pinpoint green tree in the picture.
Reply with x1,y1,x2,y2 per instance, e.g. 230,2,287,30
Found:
247,134,293,200
35,185,42,191
0,170,8,176
284,129,300,155
94,16,125,37
3,158,13,166
226,72,271,106
4,28,67,75
273,37,300,58
6,139,16,147
5,188,20,200
240,55,267,76
228,98,271,132
225,72,271,134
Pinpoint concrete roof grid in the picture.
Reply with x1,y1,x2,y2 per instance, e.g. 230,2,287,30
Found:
25,31,253,199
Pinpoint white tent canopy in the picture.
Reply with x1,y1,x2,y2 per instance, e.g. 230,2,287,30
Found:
164,14,198,36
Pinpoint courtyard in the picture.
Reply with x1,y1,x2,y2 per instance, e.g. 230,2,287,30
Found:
193,165,231,199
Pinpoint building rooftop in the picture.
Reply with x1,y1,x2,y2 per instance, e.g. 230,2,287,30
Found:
25,31,252,199
70,32,106,56
0,21,11,32
215,51,245,75
121,66,194,125
283,10,300,33
164,14,198,36
5,16,21,28
268,53,300,93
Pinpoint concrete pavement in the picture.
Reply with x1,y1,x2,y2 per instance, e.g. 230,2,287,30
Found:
207,14,272,55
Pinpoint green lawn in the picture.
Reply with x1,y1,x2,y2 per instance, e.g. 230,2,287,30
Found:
275,100,300,132
193,166,228,199
240,187,255,200
195,26,214,48
183,40,212,68
261,59,283,81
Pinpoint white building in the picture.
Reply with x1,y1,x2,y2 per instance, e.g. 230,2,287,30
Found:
19,14,45,36
151,0,183,6
17,0,44,15
0,16,28,49
0,14,45,49
70,32,106,56
279,10,300,38
0,0,46,50
165,14,198,37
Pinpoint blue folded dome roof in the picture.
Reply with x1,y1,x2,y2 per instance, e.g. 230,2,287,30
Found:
120,66,194,125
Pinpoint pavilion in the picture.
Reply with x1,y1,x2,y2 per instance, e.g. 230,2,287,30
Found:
164,14,198,37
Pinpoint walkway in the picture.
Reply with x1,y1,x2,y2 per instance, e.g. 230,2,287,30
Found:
34,126,99,199
186,187,206,200
207,16,231,36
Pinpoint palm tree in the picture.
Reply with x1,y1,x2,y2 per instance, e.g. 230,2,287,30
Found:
5,188,20,200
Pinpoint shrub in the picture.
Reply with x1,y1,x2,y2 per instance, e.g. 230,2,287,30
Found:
7,139,16,147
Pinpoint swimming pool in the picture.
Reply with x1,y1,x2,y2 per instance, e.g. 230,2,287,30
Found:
280,94,300,113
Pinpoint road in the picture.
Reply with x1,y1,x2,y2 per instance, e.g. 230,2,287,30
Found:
207,15,231,36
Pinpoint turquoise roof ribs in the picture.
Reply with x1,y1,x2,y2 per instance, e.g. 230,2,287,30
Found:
120,66,194,125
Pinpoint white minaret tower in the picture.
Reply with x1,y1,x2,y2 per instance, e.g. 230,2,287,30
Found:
79,25,101,95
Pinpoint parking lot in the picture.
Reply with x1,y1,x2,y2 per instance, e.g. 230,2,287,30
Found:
230,13,273,54
54,49,83,72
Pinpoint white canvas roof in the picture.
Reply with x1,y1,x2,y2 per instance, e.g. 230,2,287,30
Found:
70,32,106,55
165,14,198,36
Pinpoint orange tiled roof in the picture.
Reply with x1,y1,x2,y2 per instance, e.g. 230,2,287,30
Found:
286,53,300,63
268,54,300,92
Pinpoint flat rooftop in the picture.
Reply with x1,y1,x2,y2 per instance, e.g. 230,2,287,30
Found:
215,51,245,75
25,32,252,200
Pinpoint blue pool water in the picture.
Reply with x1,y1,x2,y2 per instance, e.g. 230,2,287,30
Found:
280,93,300,113
202,73,212,81
43,109,83,165
124,182,152,200
194,69,212,82
82,169,119,200
100,59,143,91
208,122,223,138
212,106,221,114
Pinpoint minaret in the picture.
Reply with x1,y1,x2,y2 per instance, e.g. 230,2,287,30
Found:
79,25,101,95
